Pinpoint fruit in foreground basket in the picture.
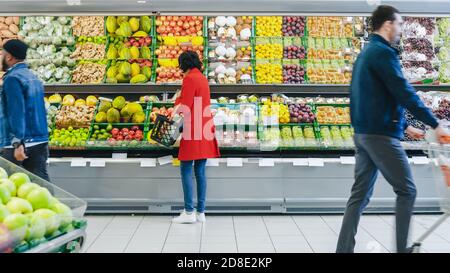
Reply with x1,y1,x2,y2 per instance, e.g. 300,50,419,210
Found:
0,167,7,179
27,188,52,210
6,197,33,214
0,185,12,205
3,213,28,241
33,209,60,236
0,204,10,222
17,183,40,199
50,203,73,228
0,178,16,197
9,173,31,190
25,214,46,241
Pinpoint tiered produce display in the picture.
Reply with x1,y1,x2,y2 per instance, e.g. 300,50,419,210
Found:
0,15,448,86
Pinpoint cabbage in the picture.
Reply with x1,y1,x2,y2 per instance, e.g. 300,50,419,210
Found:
438,18,450,37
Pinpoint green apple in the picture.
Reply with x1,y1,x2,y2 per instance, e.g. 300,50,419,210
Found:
50,203,73,227
0,185,11,205
3,213,28,241
9,172,31,189
33,209,60,236
0,178,16,197
0,167,8,179
6,197,33,214
17,183,40,199
27,188,52,210
48,197,60,207
0,204,10,222
25,214,46,241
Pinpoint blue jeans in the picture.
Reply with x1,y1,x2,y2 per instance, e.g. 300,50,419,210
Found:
336,134,417,253
180,159,207,213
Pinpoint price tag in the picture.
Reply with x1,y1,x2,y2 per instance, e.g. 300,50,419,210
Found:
70,158,87,167
259,158,275,167
112,153,128,159
340,156,356,165
308,158,324,167
90,159,106,167
293,158,308,166
140,159,156,167
412,156,429,165
158,156,173,165
206,158,220,167
227,158,243,167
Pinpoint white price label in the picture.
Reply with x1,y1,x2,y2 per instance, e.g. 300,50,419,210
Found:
259,158,275,167
112,153,128,159
90,159,106,167
412,156,429,165
340,156,356,165
206,159,220,167
293,158,309,166
140,159,156,167
70,159,87,167
308,158,324,167
158,156,173,165
227,158,243,167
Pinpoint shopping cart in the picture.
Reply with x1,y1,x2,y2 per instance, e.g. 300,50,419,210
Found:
410,133,450,253
0,157,87,253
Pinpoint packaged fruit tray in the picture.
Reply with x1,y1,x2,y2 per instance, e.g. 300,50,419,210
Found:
307,16,355,38
315,104,351,125
0,156,87,253
279,123,320,149
317,124,355,149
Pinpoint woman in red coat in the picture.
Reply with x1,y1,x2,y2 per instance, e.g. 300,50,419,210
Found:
172,51,220,224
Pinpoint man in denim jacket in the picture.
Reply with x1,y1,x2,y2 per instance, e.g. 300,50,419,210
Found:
0,39,49,181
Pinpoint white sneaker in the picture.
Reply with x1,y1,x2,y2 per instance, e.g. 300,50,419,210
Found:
172,210,197,224
196,212,206,223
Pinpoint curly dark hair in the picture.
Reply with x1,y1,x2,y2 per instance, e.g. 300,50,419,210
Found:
178,51,203,73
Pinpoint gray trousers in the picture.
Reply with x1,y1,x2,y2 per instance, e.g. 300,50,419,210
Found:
336,134,417,253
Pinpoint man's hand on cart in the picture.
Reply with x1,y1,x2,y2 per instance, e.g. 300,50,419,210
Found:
406,126,425,140
435,125,450,144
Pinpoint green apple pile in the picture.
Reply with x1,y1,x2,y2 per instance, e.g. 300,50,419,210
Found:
0,168,73,248
49,127,89,147
89,124,113,141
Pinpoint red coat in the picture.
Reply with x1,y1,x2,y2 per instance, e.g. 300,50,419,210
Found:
175,68,220,161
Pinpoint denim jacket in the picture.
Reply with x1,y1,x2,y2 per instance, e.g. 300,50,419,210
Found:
0,63,48,147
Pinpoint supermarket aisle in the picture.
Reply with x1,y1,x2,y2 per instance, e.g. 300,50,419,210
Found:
82,214,450,253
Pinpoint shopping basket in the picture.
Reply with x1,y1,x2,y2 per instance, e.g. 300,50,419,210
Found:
410,133,450,253
150,114,183,147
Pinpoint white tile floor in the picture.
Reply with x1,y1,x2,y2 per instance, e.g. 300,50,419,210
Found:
82,214,450,253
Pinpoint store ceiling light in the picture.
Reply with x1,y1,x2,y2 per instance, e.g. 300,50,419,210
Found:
137,0,146,3
66,0,81,5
